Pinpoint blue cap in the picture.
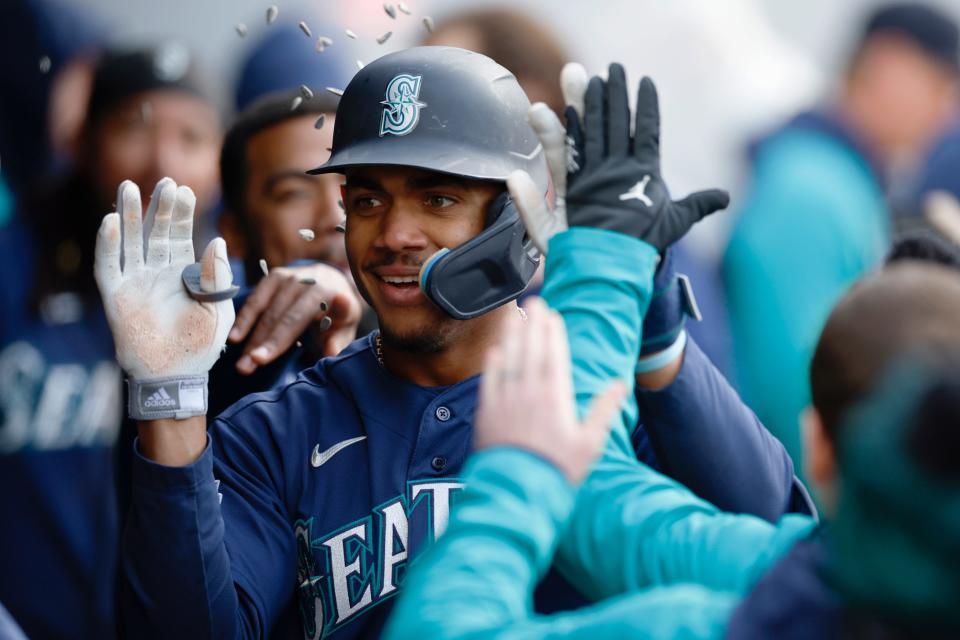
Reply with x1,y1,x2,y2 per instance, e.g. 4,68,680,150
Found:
234,22,353,112
864,3,959,71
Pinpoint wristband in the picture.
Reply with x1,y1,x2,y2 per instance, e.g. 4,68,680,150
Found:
128,375,208,420
636,329,687,374
641,268,702,356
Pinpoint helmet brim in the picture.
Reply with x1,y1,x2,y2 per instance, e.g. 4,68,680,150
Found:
307,137,547,193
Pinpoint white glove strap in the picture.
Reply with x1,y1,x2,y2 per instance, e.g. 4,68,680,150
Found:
128,375,208,421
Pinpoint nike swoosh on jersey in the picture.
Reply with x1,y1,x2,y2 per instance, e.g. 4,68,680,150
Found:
311,436,367,468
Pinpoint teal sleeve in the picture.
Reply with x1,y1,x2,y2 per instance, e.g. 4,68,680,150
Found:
384,449,741,640
545,223,821,603
538,228,659,456
554,441,816,599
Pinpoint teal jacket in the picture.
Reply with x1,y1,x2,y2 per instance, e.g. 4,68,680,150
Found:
723,119,889,468
384,228,816,639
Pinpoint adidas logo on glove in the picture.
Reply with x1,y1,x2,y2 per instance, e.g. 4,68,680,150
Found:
144,387,178,409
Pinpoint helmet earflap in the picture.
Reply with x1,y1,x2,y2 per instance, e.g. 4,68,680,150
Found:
419,192,540,319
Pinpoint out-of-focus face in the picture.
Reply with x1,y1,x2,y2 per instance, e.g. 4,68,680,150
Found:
848,35,960,158
240,113,344,270
343,166,500,351
91,88,221,214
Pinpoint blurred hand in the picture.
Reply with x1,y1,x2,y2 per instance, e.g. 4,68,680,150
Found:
94,177,234,380
474,298,627,483
507,63,588,253
228,263,362,374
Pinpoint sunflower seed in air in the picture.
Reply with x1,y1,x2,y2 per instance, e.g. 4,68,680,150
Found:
290,96,303,111
326,87,344,96
298,229,315,241
316,36,333,52
384,3,397,19
259,259,269,276
38,56,51,73
377,31,392,45
299,21,312,38
266,5,278,24
314,114,326,129
235,23,248,37
422,16,434,33
345,29,358,39
356,60,364,70
398,2,411,15
300,84,314,99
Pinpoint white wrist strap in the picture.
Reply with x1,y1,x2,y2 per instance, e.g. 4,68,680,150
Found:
128,375,208,421
635,330,686,374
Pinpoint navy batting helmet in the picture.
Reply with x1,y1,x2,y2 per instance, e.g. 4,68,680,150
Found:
309,46,546,319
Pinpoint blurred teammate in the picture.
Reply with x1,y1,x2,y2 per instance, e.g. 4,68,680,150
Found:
723,2,960,467
219,90,345,280
0,43,221,639
211,90,361,407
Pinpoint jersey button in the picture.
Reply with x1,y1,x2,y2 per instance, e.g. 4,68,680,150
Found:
435,406,451,422
431,456,447,471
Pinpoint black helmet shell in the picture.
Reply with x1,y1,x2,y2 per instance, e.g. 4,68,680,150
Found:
309,46,548,193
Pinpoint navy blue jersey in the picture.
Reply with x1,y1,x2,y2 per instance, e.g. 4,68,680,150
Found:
124,334,473,638
122,331,805,639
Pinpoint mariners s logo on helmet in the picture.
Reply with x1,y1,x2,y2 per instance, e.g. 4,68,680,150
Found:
379,74,426,137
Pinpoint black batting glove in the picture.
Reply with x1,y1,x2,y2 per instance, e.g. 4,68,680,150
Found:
565,64,729,251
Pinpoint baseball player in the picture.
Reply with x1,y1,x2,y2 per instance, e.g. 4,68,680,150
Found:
102,48,788,639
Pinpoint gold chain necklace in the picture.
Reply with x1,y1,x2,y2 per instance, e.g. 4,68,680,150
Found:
374,306,528,368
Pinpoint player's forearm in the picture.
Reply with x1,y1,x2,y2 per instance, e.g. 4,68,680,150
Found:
137,416,207,466
636,337,801,521
540,228,659,456
635,350,683,389
122,436,247,639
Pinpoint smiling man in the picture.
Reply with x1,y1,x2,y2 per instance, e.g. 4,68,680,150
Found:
342,167,507,379
109,47,552,640
102,48,731,640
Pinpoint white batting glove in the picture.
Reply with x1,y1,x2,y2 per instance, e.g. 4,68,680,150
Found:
508,62,589,254
94,177,235,420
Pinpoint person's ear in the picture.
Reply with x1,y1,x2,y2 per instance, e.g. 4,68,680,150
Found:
802,406,836,488
218,209,248,260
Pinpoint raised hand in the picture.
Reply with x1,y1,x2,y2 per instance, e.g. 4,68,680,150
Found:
506,63,588,254
474,298,626,483
511,63,729,254
565,64,729,250
94,177,235,419
228,262,362,374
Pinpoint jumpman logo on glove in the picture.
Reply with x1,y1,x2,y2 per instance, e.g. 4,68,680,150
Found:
619,175,653,206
